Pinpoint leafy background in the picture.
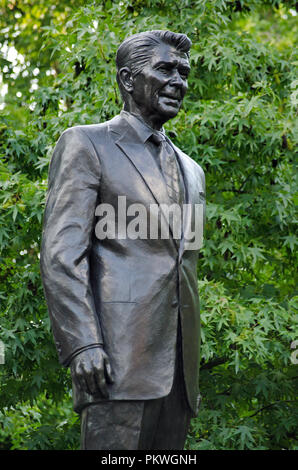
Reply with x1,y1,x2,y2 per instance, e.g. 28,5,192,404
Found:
0,0,297,450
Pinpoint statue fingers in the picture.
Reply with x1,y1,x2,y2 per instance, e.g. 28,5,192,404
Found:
83,367,99,395
104,357,114,384
72,363,89,393
95,369,109,398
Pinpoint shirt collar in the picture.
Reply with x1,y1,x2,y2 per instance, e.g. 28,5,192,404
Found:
120,110,165,144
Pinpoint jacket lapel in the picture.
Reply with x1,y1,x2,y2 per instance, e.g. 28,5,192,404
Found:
109,116,181,249
108,115,203,252
173,144,203,206
173,144,204,257
109,116,171,208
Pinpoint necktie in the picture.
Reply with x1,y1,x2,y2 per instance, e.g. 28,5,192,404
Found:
151,132,184,206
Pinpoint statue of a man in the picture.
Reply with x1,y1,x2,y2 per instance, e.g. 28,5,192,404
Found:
40,30,205,450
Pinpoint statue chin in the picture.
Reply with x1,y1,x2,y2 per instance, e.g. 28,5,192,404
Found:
158,102,182,121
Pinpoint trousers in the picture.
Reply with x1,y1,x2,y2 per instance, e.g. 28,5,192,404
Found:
80,321,192,450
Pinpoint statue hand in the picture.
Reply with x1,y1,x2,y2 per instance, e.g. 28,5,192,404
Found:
70,347,113,398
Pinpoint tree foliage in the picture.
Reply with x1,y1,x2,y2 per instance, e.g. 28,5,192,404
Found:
0,0,297,450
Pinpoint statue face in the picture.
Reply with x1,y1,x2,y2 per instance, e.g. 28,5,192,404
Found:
131,42,190,126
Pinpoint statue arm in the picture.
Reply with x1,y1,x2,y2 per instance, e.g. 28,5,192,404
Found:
40,126,104,367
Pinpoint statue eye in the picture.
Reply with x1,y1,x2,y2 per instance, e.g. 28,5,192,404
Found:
159,66,170,74
179,69,189,79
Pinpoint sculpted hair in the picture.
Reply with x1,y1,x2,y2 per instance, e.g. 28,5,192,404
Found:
116,30,191,99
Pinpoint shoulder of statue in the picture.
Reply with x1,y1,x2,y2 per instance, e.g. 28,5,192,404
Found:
171,141,205,180
60,117,119,145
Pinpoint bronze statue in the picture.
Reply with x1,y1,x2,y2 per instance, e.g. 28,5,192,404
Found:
40,30,205,450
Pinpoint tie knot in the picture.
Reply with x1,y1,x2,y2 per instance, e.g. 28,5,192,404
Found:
150,131,166,146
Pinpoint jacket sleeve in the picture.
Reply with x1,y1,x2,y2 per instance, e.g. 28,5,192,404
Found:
40,126,103,366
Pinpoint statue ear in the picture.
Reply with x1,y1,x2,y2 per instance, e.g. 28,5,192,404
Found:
118,67,134,94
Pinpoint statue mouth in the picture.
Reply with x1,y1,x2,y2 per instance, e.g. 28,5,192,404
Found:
160,94,181,103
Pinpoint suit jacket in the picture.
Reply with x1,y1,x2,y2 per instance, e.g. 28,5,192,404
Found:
40,112,205,415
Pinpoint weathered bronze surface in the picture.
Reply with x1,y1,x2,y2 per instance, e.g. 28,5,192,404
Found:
40,30,205,450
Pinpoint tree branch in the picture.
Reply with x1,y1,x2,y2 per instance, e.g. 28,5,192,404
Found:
249,400,297,418
200,356,228,370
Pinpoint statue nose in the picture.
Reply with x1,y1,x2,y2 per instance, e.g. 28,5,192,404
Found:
169,74,186,93
171,76,183,87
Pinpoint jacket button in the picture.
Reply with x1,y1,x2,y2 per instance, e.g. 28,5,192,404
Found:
172,300,178,308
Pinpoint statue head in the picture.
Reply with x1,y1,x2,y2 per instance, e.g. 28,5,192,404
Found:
116,30,192,129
